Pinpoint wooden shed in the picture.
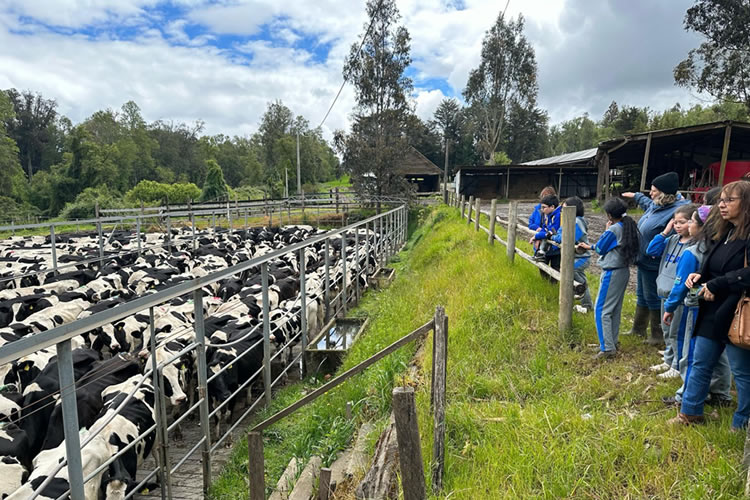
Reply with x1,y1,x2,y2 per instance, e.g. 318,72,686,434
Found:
396,147,443,192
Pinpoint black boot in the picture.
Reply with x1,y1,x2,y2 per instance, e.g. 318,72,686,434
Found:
624,305,649,336
645,309,664,346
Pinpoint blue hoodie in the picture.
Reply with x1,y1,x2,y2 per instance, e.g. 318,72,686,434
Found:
633,192,689,271
528,203,543,231
534,205,562,255
663,242,708,313
550,215,591,269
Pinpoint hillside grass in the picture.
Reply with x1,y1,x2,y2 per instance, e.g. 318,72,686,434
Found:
210,205,746,499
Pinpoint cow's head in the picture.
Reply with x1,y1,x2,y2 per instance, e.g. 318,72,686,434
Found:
160,357,190,407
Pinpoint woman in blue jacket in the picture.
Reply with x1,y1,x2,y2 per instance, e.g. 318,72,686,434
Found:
622,172,689,346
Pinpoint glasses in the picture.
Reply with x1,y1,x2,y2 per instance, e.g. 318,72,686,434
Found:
717,197,739,205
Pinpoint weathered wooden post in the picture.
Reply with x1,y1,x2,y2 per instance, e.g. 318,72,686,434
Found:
558,205,576,333
247,432,265,500
95,202,104,266
460,195,465,218
488,199,497,245
335,187,340,213
432,307,447,492
507,201,518,262
467,195,474,225
393,387,426,500
318,467,333,500
474,197,481,231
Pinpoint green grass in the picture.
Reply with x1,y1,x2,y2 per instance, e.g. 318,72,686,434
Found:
210,205,746,499
318,175,352,190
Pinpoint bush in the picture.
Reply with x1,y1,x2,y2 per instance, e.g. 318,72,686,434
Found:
233,185,266,201
125,180,201,205
59,186,124,220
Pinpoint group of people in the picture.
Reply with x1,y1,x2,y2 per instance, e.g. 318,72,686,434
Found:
528,173,750,429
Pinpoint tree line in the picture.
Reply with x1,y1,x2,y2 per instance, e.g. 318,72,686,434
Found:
0,94,341,221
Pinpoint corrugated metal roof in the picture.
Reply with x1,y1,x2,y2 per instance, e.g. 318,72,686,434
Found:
520,147,598,166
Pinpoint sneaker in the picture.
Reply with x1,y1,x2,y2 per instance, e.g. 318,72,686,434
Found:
658,349,666,356
573,281,587,296
592,350,616,361
657,367,680,379
574,305,589,314
661,396,680,407
649,362,670,372
705,394,734,408
532,252,547,262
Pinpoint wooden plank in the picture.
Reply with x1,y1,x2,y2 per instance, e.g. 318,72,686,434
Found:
467,196,474,225
558,206,576,332
392,387,426,500
248,432,265,500
639,132,653,192
718,124,732,186
318,467,332,500
431,307,447,493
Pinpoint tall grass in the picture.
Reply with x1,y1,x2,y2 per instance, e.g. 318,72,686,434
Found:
211,205,746,499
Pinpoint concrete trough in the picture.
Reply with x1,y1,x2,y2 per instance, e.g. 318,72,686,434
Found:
306,316,369,373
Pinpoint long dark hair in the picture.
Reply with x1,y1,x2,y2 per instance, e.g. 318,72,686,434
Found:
604,198,641,265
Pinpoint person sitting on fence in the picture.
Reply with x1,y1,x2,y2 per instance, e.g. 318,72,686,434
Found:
577,198,641,360
548,196,593,312
661,204,732,408
645,203,697,379
530,194,561,270
528,186,557,255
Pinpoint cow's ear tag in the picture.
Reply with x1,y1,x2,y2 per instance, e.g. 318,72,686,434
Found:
142,489,149,494
29,306,33,310
23,365,29,371
228,364,233,370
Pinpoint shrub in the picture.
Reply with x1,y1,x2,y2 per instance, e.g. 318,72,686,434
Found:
125,180,201,205
59,186,124,220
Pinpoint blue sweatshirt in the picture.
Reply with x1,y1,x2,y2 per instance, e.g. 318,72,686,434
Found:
593,221,628,269
663,242,708,313
633,192,689,271
551,216,591,269
646,233,689,298
528,203,543,231
535,206,562,255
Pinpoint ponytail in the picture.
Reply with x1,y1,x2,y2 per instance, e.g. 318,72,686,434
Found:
620,215,641,266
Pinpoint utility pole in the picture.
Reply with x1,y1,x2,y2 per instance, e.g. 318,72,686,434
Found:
296,131,302,196
443,138,449,204
285,167,289,198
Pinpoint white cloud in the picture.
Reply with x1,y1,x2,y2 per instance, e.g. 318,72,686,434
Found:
2,0,161,28
414,89,446,123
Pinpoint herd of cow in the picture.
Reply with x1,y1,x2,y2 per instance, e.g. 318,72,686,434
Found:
0,223,385,499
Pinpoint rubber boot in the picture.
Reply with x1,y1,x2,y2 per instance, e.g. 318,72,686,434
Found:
623,305,649,336
645,309,664,346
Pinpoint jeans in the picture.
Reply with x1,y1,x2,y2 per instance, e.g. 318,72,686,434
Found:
574,264,594,310
636,267,661,310
681,336,750,428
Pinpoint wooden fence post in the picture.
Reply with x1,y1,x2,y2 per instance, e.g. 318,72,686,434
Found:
460,195,466,218
507,201,518,262
474,197,481,231
393,387,426,500
467,196,474,225
247,432,265,500
432,307,447,492
558,205,576,333
488,199,497,245
318,467,333,500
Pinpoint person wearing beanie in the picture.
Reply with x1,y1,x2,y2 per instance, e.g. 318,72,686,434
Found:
622,172,689,347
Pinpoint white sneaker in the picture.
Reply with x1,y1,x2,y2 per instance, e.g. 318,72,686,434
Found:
657,367,680,379
649,362,670,372
574,305,589,314
658,350,666,356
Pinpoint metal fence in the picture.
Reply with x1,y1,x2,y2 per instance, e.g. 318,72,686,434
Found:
0,204,408,499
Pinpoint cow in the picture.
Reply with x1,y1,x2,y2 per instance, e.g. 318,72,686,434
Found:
0,455,29,498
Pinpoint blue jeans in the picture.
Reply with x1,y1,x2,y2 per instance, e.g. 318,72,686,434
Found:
681,337,750,428
636,267,661,310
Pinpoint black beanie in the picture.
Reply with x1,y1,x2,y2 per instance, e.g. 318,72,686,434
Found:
651,172,679,195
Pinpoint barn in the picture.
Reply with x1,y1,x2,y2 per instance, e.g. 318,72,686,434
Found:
397,147,443,192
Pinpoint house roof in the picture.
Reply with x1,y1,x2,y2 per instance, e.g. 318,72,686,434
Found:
394,147,443,176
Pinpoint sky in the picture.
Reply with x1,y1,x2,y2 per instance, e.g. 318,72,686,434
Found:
0,0,708,141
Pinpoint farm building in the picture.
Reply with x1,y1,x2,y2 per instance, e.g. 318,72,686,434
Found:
455,121,750,200
397,146,443,192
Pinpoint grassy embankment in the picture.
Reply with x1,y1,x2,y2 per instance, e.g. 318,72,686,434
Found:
210,205,745,499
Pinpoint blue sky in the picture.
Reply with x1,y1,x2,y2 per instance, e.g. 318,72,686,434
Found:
0,0,706,141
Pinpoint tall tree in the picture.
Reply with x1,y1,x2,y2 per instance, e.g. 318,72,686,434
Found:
4,89,58,181
674,0,750,108
431,98,462,179
337,0,413,209
463,13,538,164
201,159,228,201
0,91,26,202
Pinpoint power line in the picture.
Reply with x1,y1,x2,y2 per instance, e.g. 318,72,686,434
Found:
317,0,386,130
